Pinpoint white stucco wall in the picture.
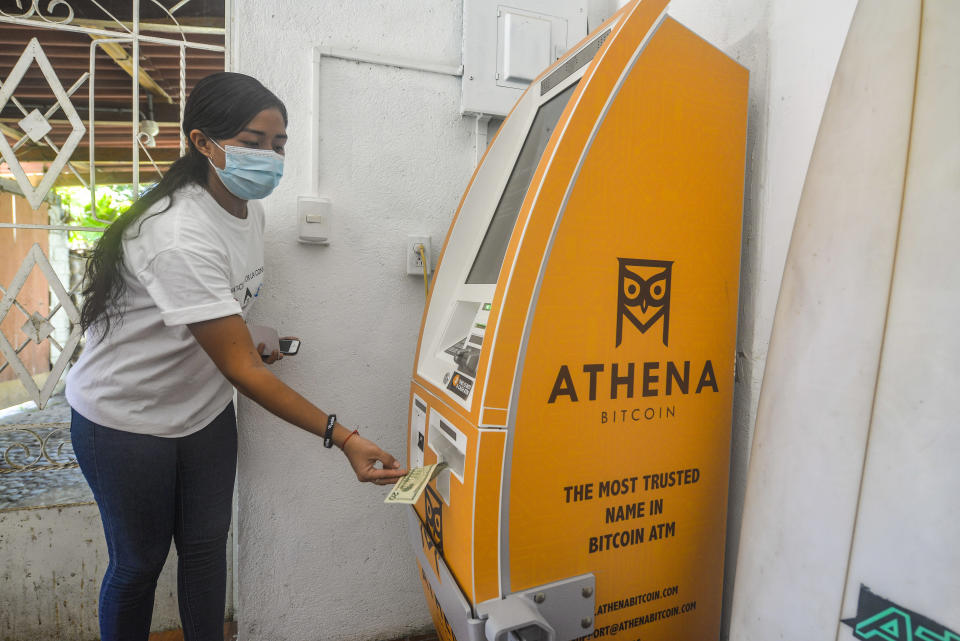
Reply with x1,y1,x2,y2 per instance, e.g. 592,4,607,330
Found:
232,1,857,640
233,2,474,640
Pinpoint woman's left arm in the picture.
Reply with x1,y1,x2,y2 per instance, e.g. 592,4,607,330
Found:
188,314,407,485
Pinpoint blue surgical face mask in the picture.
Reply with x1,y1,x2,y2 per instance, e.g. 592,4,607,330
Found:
208,139,284,200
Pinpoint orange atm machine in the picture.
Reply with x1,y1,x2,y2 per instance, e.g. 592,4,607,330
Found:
406,1,748,639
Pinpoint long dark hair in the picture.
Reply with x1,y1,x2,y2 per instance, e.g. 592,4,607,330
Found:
79,72,287,336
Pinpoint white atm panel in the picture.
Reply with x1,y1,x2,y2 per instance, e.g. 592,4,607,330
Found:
410,395,427,469
427,410,467,504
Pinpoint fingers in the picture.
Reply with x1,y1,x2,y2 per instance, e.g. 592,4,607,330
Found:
339,435,407,485
362,467,407,484
379,450,400,470
258,345,282,364
373,450,406,477
257,343,275,363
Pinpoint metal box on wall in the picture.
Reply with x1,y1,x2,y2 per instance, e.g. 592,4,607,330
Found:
462,0,588,116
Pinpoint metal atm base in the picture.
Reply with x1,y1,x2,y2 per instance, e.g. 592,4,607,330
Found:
407,508,596,641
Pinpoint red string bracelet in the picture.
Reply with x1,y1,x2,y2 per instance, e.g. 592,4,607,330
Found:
342,429,359,449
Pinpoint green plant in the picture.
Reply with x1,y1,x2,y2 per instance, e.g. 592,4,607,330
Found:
56,184,147,250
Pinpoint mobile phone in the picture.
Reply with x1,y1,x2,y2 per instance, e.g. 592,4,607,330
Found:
279,338,300,355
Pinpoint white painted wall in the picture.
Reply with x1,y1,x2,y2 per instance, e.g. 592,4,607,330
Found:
233,2,473,640
232,1,857,640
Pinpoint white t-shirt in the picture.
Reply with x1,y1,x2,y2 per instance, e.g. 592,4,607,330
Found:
66,184,265,437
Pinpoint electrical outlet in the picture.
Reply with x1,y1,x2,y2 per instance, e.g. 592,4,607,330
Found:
406,235,432,275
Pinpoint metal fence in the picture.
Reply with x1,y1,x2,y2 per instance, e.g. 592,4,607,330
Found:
1,0,226,510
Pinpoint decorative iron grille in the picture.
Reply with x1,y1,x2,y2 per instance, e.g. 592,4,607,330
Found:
0,0,226,504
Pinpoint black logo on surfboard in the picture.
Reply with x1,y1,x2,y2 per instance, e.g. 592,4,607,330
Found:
617,258,673,347
841,584,957,641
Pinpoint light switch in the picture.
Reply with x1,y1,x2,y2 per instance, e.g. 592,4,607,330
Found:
297,196,331,244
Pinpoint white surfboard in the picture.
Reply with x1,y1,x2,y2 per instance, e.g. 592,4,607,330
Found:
729,1,959,639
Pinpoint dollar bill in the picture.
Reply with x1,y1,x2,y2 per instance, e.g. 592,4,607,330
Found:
384,462,448,504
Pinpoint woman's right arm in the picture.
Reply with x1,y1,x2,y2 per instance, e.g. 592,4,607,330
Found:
188,314,408,485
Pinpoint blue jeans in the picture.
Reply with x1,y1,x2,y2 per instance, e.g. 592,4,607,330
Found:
71,403,237,641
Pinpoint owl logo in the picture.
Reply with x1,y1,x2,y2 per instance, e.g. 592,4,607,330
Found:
616,258,673,347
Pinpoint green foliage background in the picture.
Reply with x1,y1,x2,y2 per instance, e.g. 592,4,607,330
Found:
55,185,139,250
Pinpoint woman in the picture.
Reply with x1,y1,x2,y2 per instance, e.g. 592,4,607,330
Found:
66,72,407,641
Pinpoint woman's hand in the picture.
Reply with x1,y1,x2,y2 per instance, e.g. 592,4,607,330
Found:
189,316,405,485
257,342,282,364
342,435,408,485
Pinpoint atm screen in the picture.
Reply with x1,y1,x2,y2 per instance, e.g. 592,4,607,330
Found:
465,81,579,284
